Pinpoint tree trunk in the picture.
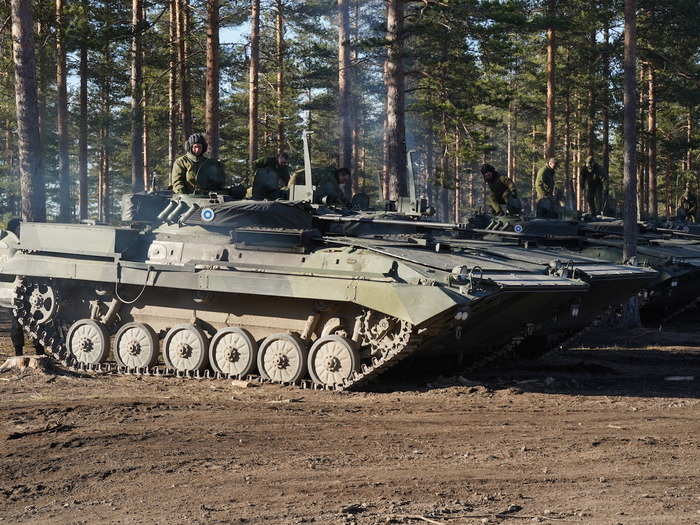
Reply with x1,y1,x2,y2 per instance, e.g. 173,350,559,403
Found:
56,0,71,220
248,0,260,168
454,131,460,223
506,102,513,180
622,0,639,327
205,0,219,158
385,0,407,198
176,0,192,140
36,21,47,172
11,0,45,222
544,0,556,159
440,142,449,221
564,89,573,209
131,0,144,193
575,95,583,211
141,0,149,188
338,0,352,171
382,93,390,201
647,66,657,218
426,119,434,206
143,87,150,189
623,0,637,262
687,108,693,172
168,0,178,167
78,17,88,221
531,125,537,213
350,0,360,193
99,46,112,224
275,0,285,155
637,63,646,219
602,23,611,186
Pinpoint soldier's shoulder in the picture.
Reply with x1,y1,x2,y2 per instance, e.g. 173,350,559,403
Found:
174,155,191,166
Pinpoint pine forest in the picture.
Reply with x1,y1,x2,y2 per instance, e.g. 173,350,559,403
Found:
2,0,699,224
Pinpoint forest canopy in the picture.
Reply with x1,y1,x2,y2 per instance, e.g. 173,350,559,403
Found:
2,0,700,223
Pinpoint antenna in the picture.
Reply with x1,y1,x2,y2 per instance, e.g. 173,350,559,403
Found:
290,130,314,202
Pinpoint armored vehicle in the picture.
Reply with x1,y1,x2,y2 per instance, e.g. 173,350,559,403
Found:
472,216,698,323
0,194,597,389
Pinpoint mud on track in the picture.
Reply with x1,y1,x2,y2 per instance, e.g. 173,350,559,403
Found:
0,312,699,525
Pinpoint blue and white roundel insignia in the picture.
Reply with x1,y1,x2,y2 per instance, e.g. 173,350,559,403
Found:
514,224,524,233
201,208,215,222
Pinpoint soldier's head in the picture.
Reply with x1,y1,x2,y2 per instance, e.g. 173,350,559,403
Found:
186,133,208,157
480,163,496,182
547,157,558,169
585,155,594,167
6,218,20,236
277,152,289,168
336,167,351,185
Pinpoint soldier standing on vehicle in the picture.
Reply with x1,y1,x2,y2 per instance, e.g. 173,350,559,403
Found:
535,157,558,218
251,152,292,200
680,182,698,223
580,155,608,216
170,133,226,194
481,164,519,216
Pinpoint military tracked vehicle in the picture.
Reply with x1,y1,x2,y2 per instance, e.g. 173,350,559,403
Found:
0,133,601,390
473,216,698,323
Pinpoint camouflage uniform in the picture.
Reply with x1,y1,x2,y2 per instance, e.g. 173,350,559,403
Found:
680,187,698,223
171,152,226,195
252,157,292,200
535,164,557,218
484,171,517,215
288,167,350,206
580,159,607,215
535,164,556,201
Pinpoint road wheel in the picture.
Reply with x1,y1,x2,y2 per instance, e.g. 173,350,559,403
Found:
257,333,308,383
114,322,159,368
66,319,110,365
307,335,360,387
163,324,208,372
209,327,257,377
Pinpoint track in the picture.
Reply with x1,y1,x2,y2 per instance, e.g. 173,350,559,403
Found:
13,275,677,390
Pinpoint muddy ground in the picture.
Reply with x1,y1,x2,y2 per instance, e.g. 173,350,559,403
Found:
0,313,699,525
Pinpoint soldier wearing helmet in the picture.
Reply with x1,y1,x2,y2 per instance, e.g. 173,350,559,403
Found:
251,152,292,200
170,133,226,194
481,164,519,216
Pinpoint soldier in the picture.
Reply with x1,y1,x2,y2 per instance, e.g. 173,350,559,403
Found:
481,164,518,216
170,133,226,194
317,167,351,206
535,158,558,218
288,166,352,206
580,155,608,216
251,153,292,200
680,182,698,223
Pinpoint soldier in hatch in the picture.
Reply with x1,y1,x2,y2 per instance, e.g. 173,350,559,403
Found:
535,157,558,218
170,133,226,194
288,166,352,206
680,182,698,223
251,152,292,200
481,163,519,216
317,167,352,206
580,155,608,216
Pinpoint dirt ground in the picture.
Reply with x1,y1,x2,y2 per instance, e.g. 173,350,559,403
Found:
1,313,699,525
